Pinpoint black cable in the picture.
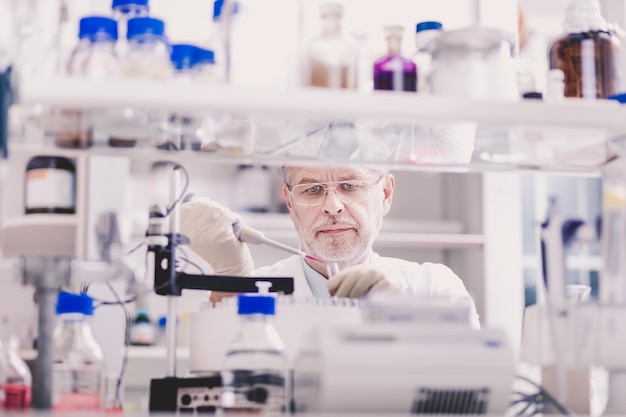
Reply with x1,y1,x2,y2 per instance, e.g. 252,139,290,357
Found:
126,241,146,256
179,257,204,274
165,164,190,216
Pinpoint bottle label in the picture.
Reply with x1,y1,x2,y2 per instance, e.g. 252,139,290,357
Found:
26,168,75,210
221,369,285,413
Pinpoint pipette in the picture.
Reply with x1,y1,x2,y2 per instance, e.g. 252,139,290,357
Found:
232,222,322,263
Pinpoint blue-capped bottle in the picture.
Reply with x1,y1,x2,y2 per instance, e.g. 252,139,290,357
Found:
412,21,443,93
57,16,119,149
124,16,172,79
221,282,287,413
52,292,104,411
170,44,197,79
194,48,221,83
112,0,150,58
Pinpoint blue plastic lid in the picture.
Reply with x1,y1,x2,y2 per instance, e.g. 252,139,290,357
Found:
158,316,167,328
237,293,275,315
79,16,118,41
416,21,443,33
112,0,149,9
56,292,94,316
170,44,197,71
127,17,165,39
607,93,626,104
213,0,224,20
195,48,215,65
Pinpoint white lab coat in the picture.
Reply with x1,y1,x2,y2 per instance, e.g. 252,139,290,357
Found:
253,252,480,327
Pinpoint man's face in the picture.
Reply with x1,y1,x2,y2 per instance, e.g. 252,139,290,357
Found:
282,167,395,265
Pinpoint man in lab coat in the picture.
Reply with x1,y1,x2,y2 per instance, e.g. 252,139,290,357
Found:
181,165,480,327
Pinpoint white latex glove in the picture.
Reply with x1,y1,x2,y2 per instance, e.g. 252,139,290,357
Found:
327,264,396,298
180,197,254,276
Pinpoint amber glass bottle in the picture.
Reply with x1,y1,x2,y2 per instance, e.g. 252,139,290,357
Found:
548,0,621,99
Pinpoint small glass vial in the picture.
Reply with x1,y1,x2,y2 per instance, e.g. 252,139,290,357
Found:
221,282,287,413
548,0,621,98
25,156,76,215
304,3,357,89
52,292,104,411
412,21,443,93
373,25,417,92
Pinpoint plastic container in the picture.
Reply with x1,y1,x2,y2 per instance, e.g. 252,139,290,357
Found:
52,292,104,411
412,21,443,93
304,3,357,89
170,43,197,78
373,25,417,92
2,336,32,410
548,0,621,98
56,16,120,149
221,282,287,413
24,156,76,215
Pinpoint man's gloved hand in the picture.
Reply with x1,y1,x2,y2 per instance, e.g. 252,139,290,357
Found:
327,264,396,298
180,197,254,276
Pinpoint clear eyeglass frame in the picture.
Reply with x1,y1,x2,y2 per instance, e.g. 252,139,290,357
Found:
288,175,384,207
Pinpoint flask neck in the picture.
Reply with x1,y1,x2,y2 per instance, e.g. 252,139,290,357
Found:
321,15,342,35
387,36,402,55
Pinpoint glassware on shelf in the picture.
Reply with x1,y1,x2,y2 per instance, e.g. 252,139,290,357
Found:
373,25,417,92
112,0,150,59
194,48,221,83
123,17,171,79
428,27,518,100
2,336,32,410
548,0,621,99
304,3,357,90
412,21,443,93
52,292,104,411
55,16,120,149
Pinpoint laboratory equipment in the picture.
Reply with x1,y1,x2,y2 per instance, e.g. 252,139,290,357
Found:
304,3,357,89
373,25,417,92
194,48,219,83
55,16,120,149
170,44,197,76
221,282,287,412
51,292,104,411
548,0,621,99
412,21,443,93
24,156,76,215
232,222,321,262
2,335,32,410
292,322,513,413
129,296,156,346
123,17,171,80
428,27,518,100
112,0,150,59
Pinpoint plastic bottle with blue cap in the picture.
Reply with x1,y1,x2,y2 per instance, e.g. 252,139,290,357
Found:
412,20,443,93
221,281,287,412
51,292,104,411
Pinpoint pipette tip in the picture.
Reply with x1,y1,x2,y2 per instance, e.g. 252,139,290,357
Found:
304,254,323,263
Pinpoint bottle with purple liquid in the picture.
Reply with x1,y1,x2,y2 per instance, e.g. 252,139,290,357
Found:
373,25,416,92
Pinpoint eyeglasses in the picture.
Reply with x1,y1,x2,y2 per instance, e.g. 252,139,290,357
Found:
288,176,384,207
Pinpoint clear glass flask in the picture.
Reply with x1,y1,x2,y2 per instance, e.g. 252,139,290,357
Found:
373,25,417,92
52,292,104,411
304,3,357,89
221,282,287,413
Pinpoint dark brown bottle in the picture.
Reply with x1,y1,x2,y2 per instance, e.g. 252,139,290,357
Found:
549,30,620,98
548,0,621,99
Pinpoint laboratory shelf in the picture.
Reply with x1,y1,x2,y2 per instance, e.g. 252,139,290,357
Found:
13,75,626,174
17,76,626,129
